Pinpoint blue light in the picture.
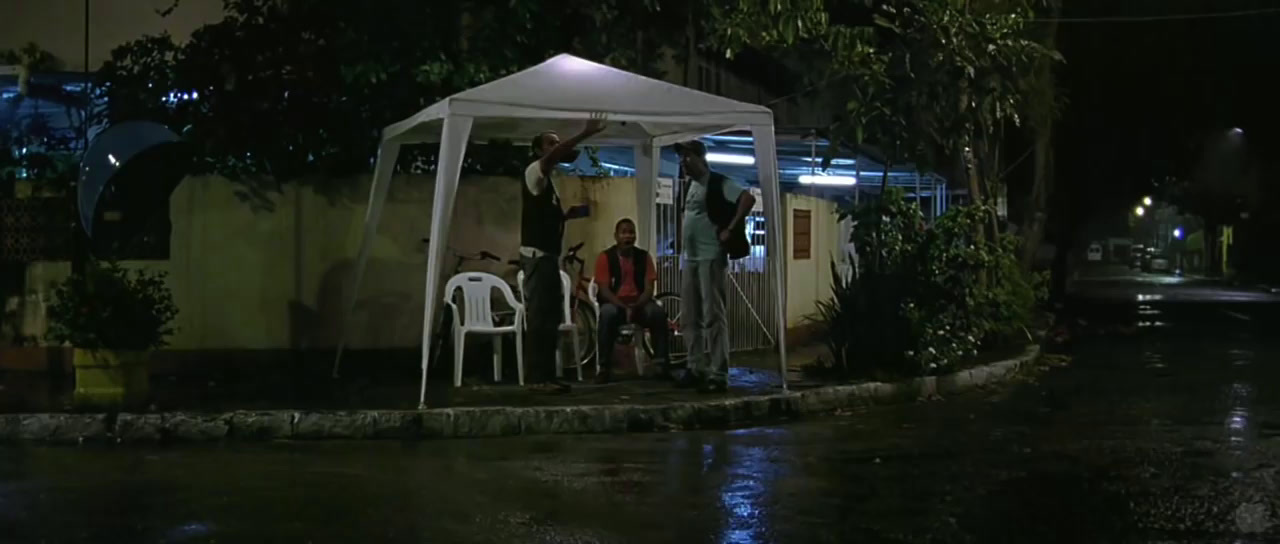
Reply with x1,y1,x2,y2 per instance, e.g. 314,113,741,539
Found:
1173,227,1184,239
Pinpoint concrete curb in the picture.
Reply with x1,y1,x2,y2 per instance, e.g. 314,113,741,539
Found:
0,346,1040,444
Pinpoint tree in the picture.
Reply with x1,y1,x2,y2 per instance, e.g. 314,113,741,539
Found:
716,1,1057,196
1015,0,1062,269
2,43,86,191
706,0,1061,265
97,0,822,208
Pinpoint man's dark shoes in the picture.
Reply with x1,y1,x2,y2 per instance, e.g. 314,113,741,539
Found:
674,370,701,389
531,379,573,394
696,379,727,394
550,378,573,394
594,370,613,385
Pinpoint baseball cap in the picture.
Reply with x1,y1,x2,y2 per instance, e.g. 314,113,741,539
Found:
673,140,707,157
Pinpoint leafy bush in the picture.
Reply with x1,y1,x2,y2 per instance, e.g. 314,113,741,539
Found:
46,261,179,351
814,189,1044,379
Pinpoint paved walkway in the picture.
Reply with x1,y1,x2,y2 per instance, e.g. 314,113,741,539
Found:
1,344,828,414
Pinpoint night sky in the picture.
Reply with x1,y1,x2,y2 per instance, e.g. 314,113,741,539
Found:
1053,0,1280,236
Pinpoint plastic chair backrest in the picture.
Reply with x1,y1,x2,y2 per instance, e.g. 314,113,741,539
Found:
516,270,576,326
444,272,521,328
558,270,574,323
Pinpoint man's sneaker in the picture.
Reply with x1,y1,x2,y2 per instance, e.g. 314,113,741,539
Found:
696,379,728,394
530,380,573,395
674,370,701,389
594,370,613,385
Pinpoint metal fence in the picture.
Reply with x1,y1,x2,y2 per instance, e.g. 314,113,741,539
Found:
653,180,777,353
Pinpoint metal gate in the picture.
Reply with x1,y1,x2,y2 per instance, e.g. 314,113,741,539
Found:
653,178,777,353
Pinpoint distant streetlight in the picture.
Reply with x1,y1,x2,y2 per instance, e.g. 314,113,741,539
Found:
1142,196,1153,207
1134,206,1145,217
1173,227,1183,239
1231,127,1244,135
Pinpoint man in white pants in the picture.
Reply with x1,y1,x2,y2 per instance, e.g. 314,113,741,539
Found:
673,140,756,393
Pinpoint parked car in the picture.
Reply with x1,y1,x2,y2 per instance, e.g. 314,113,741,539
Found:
1149,254,1171,273
1130,245,1146,269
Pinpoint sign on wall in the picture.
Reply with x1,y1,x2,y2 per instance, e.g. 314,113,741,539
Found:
657,177,674,204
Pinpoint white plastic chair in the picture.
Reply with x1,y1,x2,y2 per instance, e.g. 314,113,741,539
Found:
517,270,583,381
588,279,647,376
443,272,524,387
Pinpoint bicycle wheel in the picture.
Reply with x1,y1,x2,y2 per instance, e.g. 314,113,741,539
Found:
573,302,597,370
429,310,453,370
644,292,685,364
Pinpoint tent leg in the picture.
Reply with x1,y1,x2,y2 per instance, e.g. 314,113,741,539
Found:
750,125,788,390
633,142,659,249
418,116,474,409
334,142,401,378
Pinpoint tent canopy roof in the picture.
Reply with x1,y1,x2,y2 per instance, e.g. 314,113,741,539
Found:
382,54,774,146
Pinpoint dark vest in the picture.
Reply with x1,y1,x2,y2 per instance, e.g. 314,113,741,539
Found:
521,166,565,255
601,246,649,301
705,172,750,260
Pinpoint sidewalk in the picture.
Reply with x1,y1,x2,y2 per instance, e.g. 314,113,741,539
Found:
1,344,829,414
0,343,1041,443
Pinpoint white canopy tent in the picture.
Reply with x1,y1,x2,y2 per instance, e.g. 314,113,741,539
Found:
337,54,788,408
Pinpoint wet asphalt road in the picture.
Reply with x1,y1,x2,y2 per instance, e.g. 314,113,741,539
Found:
5,274,1280,543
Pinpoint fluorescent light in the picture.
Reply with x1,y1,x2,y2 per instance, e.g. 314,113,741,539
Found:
706,153,755,165
799,175,856,186
598,161,635,172
800,157,857,166
705,135,756,143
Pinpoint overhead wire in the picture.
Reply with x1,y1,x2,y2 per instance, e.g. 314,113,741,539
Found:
1034,7,1280,23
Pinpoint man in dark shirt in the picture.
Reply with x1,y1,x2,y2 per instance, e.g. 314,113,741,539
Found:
674,140,755,393
593,218,669,383
521,115,607,392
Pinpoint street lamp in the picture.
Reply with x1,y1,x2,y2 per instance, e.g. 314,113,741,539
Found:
1142,196,1153,207
1173,227,1184,239
1134,206,1145,217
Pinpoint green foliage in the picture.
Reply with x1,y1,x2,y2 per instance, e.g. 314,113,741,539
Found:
46,261,179,351
94,0,737,201
1,42,83,195
816,189,1044,378
704,0,1061,207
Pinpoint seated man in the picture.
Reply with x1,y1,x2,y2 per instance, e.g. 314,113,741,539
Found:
593,218,669,383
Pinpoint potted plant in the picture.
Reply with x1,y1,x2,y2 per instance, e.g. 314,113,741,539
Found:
45,260,178,409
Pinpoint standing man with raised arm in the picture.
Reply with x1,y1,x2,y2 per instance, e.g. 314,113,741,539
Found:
674,140,756,393
522,114,608,393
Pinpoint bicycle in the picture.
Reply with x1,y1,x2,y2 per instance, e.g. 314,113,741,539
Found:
559,241,599,374
642,291,686,370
